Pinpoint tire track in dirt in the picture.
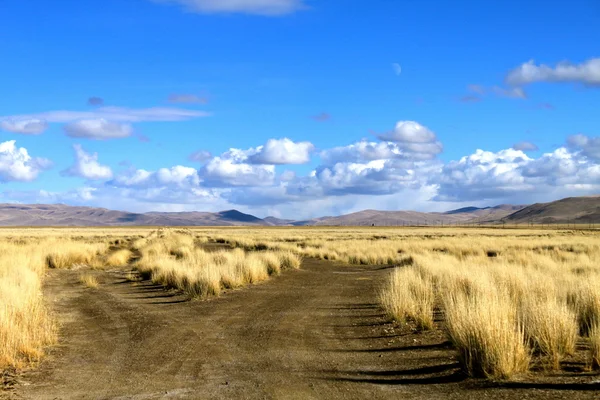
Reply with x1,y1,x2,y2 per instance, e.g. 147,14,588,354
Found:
14,260,600,399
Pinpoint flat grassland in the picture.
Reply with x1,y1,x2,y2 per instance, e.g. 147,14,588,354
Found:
2,226,600,399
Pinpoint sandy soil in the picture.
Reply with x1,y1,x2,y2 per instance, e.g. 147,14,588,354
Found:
5,258,600,399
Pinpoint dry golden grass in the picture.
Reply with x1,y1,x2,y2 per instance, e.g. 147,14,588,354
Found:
0,232,128,371
0,241,57,370
443,287,531,379
45,241,109,269
195,226,600,379
589,323,600,370
379,267,434,330
105,249,133,267
79,274,99,288
134,230,302,299
2,224,599,382
371,233,596,378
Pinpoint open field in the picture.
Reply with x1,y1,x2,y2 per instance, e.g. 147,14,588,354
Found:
2,226,600,399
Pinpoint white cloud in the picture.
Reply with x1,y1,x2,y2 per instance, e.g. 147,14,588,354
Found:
156,166,200,186
248,138,315,164
312,160,422,196
62,145,113,180
434,145,600,202
194,138,312,187
189,150,213,162
202,157,275,186
379,121,435,143
377,121,443,158
152,0,306,15
4,116,600,219
111,169,153,187
0,140,52,182
434,149,533,201
506,58,600,87
0,119,49,135
321,141,409,164
567,134,600,161
111,166,200,188
513,141,539,152
1,106,209,124
521,148,581,182
64,119,134,140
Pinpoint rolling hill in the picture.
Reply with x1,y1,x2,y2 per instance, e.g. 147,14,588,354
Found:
0,195,597,226
0,204,270,226
502,196,600,224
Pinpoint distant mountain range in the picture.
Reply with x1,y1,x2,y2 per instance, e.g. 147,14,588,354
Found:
0,196,597,226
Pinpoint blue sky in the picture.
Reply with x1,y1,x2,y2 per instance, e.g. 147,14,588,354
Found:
0,0,599,218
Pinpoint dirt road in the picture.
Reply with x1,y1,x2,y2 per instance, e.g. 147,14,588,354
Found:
11,259,600,399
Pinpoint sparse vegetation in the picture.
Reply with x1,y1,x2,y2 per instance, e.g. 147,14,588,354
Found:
197,226,600,380
379,266,434,330
0,231,129,371
105,249,133,267
0,241,57,370
588,323,600,370
79,274,99,288
2,225,600,386
134,229,302,298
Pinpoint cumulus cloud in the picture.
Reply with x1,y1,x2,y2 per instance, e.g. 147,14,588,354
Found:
521,148,581,182
434,144,600,203
64,119,134,140
378,121,436,144
111,166,200,188
110,169,153,187
152,0,306,15
202,157,275,187
311,159,432,196
168,94,208,104
5,113,600,219
506,58,600,87
248,138,315,165
0,140,52,182
433,149,533,201
0,119,48,135
567,134,600,161
62,145,113,180
156,166,201,187
513,141,539,152
321,141,413,164
377,121,443,158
